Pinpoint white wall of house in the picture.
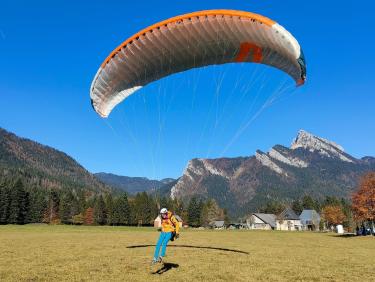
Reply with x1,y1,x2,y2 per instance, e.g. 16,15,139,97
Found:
276,219,301,231
247,215,273,230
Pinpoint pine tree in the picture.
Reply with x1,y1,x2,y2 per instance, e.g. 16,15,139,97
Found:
341,198,354,231
28,188,47,223
70,191,81,219
94,195,107,225
134,192,154,226
8,179,29,224
77,190,86,214
292,199,303,215
8,181,20,224
188,197,202,227
302,195,316,210
145,193,157,225
0,182,10,224
113,193,130,225
261,200,285,214
172,198,184,217
198,199,204,225
159,196,170,211
223,208,230,225
59,191,75,224
105,193,114,225
323,196,340,207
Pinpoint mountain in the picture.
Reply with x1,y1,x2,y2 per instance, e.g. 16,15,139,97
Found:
169,130,375,216
0,127,109,193
94,172,175,194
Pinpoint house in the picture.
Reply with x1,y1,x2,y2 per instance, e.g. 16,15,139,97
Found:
247,213,277,230
299,209,321,231
153,214,183,229
209,220,225,229
227,223,247,230
276,208,302,231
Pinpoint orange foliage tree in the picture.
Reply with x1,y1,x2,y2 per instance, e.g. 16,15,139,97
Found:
322,205,346,226
84,207,94,225
352,172,375,222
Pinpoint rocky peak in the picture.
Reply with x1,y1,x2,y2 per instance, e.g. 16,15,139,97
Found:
290,130,353,163
291,130,343,151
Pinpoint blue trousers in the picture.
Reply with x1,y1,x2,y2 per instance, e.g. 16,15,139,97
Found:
154,232,172,259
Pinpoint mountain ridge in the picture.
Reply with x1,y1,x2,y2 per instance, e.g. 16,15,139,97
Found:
94,172,175,194
169,130,375,216
0,127,109,193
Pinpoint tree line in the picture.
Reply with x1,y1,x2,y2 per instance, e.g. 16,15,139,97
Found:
0,178,226,226
1,172,374,229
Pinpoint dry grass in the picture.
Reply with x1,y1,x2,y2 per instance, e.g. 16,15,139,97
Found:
0,225,374,281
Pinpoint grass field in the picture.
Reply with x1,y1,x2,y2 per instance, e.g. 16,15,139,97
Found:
0,225,374,281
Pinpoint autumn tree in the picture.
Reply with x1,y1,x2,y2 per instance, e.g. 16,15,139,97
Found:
200,199,223,227
352,172,375,224
322,205,346,228
72,213,84,225
84,207,94,225
44,190,60,224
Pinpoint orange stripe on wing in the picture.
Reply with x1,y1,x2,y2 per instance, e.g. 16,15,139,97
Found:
235,42,262,63
100,10,274,68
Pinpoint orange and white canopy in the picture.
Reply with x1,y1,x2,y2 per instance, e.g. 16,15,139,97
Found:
90,10,306,118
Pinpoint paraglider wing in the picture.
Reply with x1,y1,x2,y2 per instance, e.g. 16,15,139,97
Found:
90,10,306,118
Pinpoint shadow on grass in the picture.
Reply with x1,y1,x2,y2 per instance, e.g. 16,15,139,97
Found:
152,262,179,275
332,233,357,238
334,233,375,238
127,244,249,254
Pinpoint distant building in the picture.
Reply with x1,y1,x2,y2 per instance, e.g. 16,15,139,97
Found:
227,223,247,230
209,220,225,229
299,209,320,231
247,213,277,230
276,208,301,231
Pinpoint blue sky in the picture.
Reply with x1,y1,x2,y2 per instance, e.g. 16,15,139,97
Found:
1,0,374,179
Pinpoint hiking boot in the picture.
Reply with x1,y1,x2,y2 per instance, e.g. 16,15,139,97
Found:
151,258,158,265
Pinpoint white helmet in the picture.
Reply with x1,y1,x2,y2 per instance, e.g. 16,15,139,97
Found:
160,208,168,214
